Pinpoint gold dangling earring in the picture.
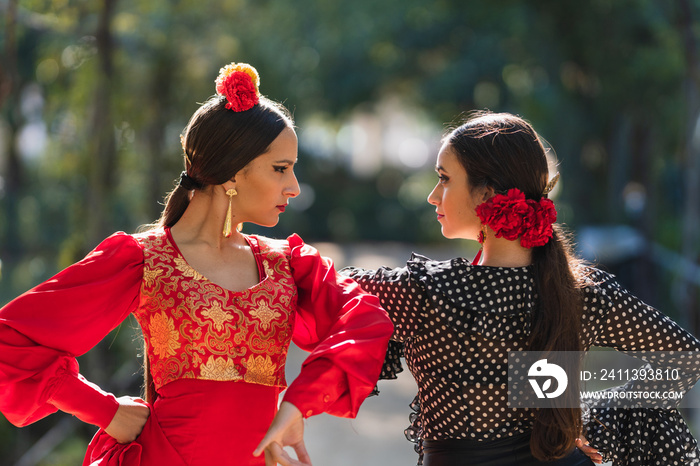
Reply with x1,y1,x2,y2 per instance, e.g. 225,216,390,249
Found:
223,188,237,237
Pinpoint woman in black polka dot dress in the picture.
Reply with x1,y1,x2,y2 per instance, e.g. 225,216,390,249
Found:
344,112,700,466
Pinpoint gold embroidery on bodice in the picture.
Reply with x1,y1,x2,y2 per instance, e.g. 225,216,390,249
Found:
133,229,297,391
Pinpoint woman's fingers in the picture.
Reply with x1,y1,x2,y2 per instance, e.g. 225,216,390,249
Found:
255,402,310,465
292,440,311,465
253,430,276,457
264,441,312,466
104,396,150,444
576,438,603,464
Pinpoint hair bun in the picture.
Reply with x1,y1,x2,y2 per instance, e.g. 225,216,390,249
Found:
215,62,260,112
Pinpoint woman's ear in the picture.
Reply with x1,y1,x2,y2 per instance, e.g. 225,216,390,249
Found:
222,177,237,193
479,185,495,203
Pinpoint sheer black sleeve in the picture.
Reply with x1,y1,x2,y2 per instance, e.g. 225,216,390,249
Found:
342,263,428,382
341,264,427,343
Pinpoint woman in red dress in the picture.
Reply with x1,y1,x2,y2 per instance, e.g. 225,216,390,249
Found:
0,62,393,466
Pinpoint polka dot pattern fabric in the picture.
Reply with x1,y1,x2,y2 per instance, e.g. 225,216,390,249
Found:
343,253,700,465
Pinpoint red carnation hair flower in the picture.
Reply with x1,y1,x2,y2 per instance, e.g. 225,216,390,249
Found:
215,63,260,112
521,198,557,248
476,188,557,248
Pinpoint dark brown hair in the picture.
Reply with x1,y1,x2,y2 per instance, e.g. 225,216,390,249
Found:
142,94,293,403
447,111,585,460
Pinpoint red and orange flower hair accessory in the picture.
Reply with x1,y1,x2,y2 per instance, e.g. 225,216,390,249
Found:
215,62,260,112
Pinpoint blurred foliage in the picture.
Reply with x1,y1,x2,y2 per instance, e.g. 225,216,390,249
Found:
1,0,700,463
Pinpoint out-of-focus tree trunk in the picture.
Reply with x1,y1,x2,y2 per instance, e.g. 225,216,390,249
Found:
146,54,176,222
0,0,23,263
607,116,631,223
677,0,700,335
86,0,118,249
84,0,119,389
630,120,657,306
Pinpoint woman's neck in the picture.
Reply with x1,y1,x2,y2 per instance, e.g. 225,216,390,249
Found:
477,235,533,267
170,189,246,248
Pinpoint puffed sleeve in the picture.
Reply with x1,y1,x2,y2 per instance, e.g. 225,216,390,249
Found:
581,269,700,464
342,264,426,343
281,234,393,419
342,261,429,381
0,232,144,429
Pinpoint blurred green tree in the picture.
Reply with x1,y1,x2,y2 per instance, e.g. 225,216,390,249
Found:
0,0,698,463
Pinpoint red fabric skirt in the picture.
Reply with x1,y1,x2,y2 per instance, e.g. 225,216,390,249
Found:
84,379,280,466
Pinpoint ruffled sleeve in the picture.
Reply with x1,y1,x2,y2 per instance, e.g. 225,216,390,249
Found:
343,256,428,344
584,407,699,464
0,232,144,429
341,260,429,382
581,269,700,464
281,234,393,419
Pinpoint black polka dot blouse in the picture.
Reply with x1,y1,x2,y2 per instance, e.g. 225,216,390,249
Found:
343,253,700,465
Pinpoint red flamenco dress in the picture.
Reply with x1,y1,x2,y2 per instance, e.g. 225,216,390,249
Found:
0,228,393,465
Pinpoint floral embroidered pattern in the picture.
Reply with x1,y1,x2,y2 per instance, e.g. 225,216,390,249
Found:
143,267,163,287
249,300,281,330
244,355,277,386
200,356,242,381
149,312,181,358
133,230,296,391
201,301,234,331
174,257,205,280
263,260,274,279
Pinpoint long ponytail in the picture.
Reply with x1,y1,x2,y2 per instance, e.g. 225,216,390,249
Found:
528,226,585,460
159,185,192,228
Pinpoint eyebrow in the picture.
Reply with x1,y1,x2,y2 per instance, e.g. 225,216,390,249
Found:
435,165,445,172
273,159,297,165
